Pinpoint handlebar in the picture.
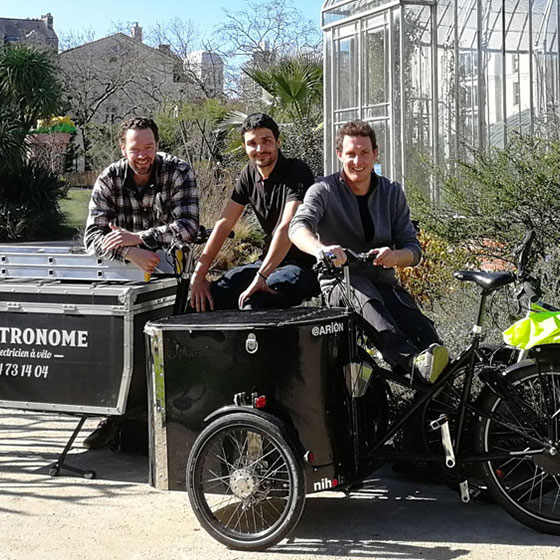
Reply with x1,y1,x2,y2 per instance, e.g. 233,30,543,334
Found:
313,248,378,274
151,226,235,279
510,230,542,307
514,229,535,280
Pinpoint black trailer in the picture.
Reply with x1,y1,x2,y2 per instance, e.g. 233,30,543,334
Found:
0,244,176,475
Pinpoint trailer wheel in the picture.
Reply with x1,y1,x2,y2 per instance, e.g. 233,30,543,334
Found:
186,412,305,551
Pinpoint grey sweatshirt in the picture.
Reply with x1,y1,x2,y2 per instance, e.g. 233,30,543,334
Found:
289,171,421,285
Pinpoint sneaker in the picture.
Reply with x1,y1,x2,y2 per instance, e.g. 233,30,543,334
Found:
83,418,120,450
413,343,449,383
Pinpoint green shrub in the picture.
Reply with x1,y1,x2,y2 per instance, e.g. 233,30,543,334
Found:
397,229,474,310
0,161,69,241
410,134,560,266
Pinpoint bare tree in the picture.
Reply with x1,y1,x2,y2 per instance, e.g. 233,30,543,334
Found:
212,0,321,100
58,28,97,52
147,17,224,100
58,28,189,172
214,0,321,63
60,29,190,124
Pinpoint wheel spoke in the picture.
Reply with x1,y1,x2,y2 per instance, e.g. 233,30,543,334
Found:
187,416,304,549
478,367,560,532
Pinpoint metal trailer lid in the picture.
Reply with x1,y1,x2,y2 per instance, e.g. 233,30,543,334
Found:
145,307,350,332
0,277,178,299
0,244,173,282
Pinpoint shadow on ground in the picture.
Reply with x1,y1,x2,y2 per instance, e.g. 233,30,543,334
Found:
1,409,558,559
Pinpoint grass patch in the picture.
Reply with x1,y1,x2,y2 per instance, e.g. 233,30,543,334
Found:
60,188,91,238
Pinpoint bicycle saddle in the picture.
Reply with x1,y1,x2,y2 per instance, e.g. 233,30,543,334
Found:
453,270,516,291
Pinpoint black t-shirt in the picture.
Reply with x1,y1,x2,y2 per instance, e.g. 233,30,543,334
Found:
354,173,378,242
231,152,315,266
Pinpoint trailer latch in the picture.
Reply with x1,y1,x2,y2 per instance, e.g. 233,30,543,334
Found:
245,333,258,354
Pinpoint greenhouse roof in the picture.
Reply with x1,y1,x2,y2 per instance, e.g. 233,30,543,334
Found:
322,0,557,52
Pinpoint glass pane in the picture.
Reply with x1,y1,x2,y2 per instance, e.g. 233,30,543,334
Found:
334,33,359,112
368,119,388,177
323,0,389,26
403,4,433,192
364,25,388,107
533,0,560,138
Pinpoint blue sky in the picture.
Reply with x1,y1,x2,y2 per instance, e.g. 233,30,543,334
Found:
2,1,324,43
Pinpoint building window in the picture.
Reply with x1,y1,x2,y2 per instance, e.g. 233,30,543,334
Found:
105,107,117,124
513,82,520,106
512,54,519,73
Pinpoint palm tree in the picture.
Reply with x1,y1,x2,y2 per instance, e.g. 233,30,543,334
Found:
243,53,323,124
0,43,61,166
0,44,66,241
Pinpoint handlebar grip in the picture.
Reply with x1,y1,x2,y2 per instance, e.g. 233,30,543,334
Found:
523,280,540,303
521,229,536,246
516,230,535,277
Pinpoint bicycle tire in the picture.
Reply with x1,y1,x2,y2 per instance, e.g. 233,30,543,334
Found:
475,363,560,534
186,412,305,550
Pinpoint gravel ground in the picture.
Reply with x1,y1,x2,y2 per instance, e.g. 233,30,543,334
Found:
0,409,558,560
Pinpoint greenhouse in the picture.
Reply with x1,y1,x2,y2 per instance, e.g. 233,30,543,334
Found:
321,0,560,196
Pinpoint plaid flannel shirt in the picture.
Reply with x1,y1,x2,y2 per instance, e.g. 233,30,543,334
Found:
84,152,199,261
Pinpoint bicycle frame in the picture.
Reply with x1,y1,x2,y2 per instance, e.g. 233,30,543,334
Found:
336,258,535,493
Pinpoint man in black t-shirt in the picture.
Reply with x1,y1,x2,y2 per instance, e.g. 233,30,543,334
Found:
190,113,319,311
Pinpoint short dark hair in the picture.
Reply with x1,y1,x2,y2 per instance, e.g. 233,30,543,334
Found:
241,113,280,141
335,120,377,152
119,117,159,145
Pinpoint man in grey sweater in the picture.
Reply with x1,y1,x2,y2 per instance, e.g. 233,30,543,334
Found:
289,120,447,383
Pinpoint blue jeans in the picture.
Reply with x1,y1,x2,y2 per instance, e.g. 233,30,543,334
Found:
210,260,319,310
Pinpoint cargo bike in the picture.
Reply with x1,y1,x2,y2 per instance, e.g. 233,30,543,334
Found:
1,231,559,549
143,230,560,550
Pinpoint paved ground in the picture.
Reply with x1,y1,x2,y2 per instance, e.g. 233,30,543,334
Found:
0,409,558,560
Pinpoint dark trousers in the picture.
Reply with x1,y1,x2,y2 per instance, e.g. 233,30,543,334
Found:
210,260,320,310
325,271,440,367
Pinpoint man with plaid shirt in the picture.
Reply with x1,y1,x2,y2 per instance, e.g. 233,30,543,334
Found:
82,117,198,450
84,117,199,273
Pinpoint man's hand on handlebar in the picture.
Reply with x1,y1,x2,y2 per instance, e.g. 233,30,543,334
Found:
189,271,214,312
126,247,160,274
315,245,347,267
370,246,399,269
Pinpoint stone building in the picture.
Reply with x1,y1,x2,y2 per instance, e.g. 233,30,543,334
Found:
0,12,58,49
59,24,224,125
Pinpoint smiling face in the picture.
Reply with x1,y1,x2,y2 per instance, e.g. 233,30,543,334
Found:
242,127,280,176
337,134,378,193
121,127,158,180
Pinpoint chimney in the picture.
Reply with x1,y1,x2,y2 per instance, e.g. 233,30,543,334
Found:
131,22,143,42
41,13,53,30
158,44,171,54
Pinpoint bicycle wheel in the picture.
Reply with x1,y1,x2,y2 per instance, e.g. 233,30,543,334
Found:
475,363,560,534
186,413,305,550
